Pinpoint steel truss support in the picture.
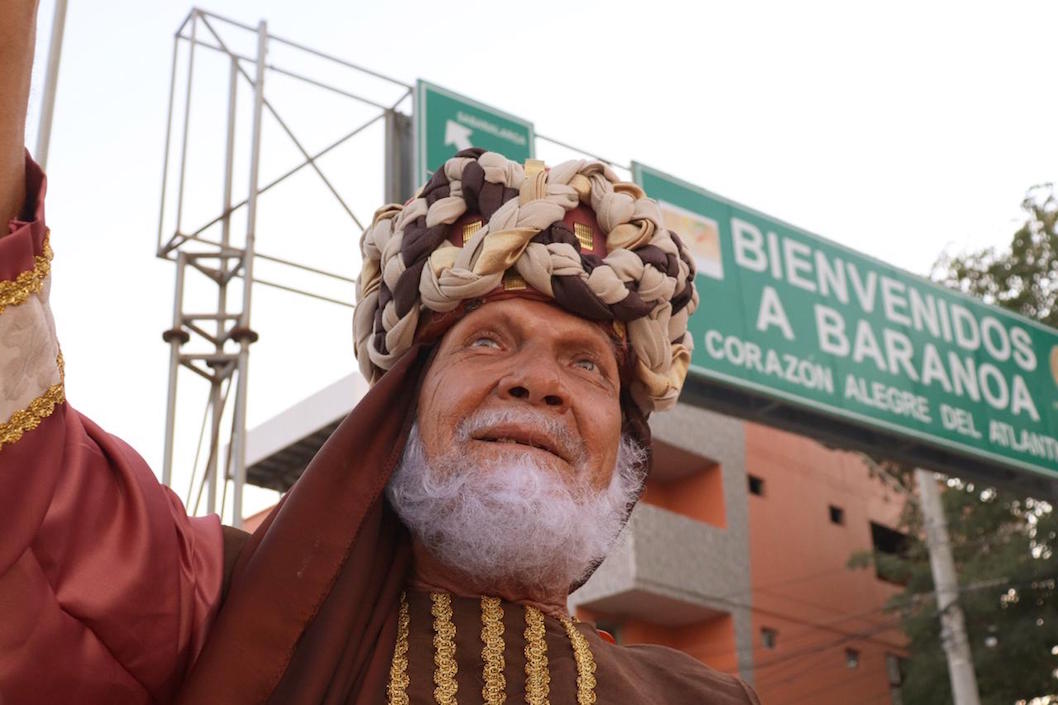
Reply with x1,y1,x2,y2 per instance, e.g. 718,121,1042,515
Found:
157,8,412,525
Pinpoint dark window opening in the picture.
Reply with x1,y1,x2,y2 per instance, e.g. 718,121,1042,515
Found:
885,653,906,685
761,627,778,649
886,653,908,705
748,474,765,496
829,504,846,525
845,648,860,669
871,522,910,585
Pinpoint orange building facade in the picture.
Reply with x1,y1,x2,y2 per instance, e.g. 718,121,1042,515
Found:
570,405,908,703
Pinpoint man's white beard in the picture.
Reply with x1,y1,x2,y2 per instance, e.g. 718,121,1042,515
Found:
386,411,647,591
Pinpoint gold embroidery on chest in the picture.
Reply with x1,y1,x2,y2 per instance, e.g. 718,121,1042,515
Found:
387,592,410,705
523,605,550,705
0,353,65,451
561,618,598,705
431,592,458,705
480,596,506,705
0,231,52,315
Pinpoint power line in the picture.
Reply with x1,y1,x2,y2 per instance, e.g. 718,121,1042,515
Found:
770,663,895,705
749,619,900,678
694,572,1058,668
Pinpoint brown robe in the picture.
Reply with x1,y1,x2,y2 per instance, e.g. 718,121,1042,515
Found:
395,590,760,705
175,345,758,704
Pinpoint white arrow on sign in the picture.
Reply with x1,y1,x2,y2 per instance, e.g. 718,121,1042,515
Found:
444,120,473,151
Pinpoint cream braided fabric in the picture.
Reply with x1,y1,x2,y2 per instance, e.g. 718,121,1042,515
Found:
354,149,698,413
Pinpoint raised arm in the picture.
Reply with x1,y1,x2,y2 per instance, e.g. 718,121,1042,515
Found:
0,0,37,227
0,7,229,703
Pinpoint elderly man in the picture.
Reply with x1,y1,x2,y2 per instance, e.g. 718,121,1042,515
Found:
0,3,760,704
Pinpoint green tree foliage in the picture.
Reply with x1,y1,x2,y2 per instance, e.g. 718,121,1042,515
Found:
855,186,1058,704
934,184,1058,328
870,481,1058,705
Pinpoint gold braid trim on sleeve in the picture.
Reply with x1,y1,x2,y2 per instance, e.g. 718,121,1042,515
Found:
523,605,550,705
480,596,506,705
431,592,458,705
0,231,52,316
560,618,597,705
0,353,65,451
387,592,410,705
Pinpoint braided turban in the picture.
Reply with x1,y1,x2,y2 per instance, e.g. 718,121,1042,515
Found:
353,149,698,414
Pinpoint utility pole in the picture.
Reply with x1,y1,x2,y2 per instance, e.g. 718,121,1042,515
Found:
34,0,69,169
914,468,982,705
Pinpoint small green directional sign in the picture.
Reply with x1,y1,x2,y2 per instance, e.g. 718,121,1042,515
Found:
414,79,534,186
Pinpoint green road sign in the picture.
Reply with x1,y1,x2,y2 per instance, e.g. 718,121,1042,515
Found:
634,162,1058,479
414,79,534,186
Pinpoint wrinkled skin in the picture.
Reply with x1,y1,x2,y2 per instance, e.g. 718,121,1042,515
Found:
417,298,623,489
409,298,624,615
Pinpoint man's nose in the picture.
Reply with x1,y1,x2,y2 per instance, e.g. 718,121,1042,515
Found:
497,354,569,411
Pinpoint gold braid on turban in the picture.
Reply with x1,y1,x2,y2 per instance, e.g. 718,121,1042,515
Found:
353,149,698,414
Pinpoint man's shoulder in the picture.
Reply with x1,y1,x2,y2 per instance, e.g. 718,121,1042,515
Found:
593,636,762,704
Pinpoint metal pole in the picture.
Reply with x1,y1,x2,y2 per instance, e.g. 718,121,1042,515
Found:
205,56,240,515
229,20,267,528
914,468,982,705
34,0,69,169
161,252,188,487
384,109,413,204
174,11,198,235
157,37,181,255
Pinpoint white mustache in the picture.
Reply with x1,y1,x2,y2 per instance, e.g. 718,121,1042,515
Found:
455,407,586,467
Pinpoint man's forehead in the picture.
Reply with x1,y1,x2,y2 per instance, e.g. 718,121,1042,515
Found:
447,299,620,354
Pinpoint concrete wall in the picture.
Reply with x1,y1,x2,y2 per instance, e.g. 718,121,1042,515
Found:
570,401,757,682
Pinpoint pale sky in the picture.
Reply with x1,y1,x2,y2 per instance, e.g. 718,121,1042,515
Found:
24,0,1058,519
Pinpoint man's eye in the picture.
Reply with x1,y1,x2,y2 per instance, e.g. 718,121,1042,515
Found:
573,358,598,372
470,336,500,349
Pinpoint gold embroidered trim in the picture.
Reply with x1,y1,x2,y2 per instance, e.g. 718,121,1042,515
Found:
523,605,550,705
0,353,65,451
481,596,506,705
561,619,597,705
502,270,527,291
432,592,458,705
387,592,410,705
0,231,53,316
462,220,483,244
573,222,594,251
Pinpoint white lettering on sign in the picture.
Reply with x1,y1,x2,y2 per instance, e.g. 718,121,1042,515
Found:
732,218,767,272
940,404,983,439
728,216,1046,423
756,286,795,340
988,420,1058,461
704,330,834,394
843,374,932,423
815,304,849,357
454,111,527,146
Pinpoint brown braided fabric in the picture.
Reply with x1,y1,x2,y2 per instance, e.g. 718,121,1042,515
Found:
354,149,698,413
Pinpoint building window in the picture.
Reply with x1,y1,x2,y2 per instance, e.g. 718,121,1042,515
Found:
829,505,845,525
871,522,910,585
885,654,905,685
886,653,907,705
845,648,860,669
748,475,765,496
761,627,778,649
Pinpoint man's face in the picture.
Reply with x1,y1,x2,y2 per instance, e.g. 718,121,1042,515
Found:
417,298,623,491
